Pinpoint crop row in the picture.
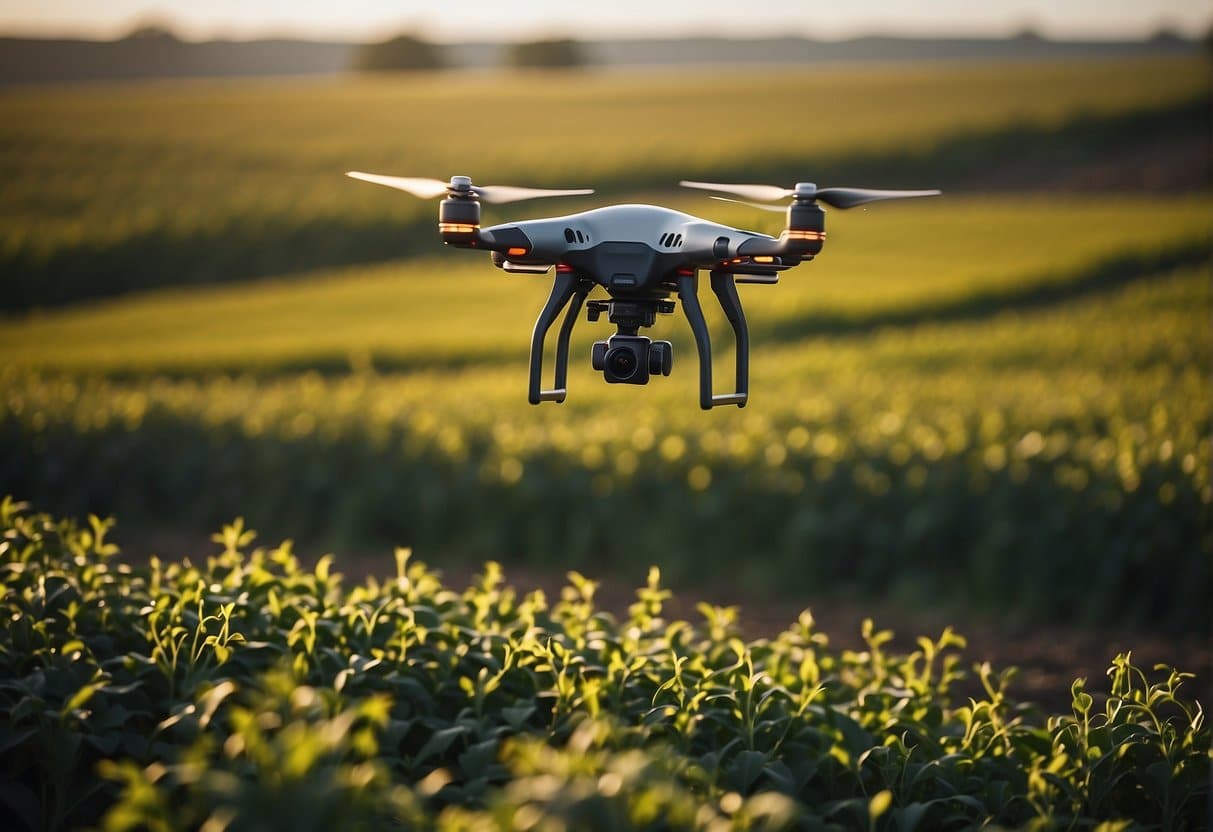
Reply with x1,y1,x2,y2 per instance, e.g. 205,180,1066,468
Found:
4,267,1208,632
1,500,1207,830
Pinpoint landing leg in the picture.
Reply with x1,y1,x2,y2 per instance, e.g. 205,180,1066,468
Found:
710,270,749,405
528,272,589,404
677,271,748,410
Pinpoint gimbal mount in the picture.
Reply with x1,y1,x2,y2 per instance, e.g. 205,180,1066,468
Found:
528,269,750,410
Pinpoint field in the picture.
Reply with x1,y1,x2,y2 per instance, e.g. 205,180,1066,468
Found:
1,50,1212,830
1,56,1207,308
0,195,1209,374
2,53,1210,623
1,501,1208,830
4,193,1209,632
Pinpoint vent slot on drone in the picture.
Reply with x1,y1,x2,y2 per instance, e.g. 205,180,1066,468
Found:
564,227,589,244
659,233,683,248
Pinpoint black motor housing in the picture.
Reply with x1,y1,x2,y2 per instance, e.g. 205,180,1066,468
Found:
786,200,826,257
439,197,481,245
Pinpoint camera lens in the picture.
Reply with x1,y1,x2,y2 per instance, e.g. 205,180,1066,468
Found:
605,346,639,380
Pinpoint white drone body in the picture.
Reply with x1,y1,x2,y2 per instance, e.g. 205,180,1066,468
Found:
347,172,939,409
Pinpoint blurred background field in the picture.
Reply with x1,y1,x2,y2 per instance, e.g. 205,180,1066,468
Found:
1,22,1210,696
2,56,1208,309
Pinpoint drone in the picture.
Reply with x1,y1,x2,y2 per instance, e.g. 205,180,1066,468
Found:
346,171,939,409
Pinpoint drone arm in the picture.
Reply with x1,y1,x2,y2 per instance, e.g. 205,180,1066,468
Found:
736,232,825,260
735,237,782,257
677,272,748,410
528,272,588,404
478,226,533,251
441,224,537,254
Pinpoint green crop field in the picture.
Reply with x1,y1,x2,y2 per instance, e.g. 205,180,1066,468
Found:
1,55,1207,308
2,51,1212,831
4,194,1209,630
2,55,1210,635
0,195,1208,374
1,502,1208,830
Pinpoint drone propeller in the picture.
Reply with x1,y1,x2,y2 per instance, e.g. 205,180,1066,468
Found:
681,180,940,209
682,181,794,202
346,172,593,204
709,196,786,213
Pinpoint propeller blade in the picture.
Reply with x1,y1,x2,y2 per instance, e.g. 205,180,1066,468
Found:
345,172,450,198
680,180,794,202
709,196,785,213
812,187,942,209
473,185,594,204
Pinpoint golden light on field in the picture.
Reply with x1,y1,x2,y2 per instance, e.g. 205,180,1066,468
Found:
0,50,1208,636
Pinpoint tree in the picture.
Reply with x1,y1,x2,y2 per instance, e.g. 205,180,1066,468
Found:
354,34,446,72
122,21,179,41
504,38,585,69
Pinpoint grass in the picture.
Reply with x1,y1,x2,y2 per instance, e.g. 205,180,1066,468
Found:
1,501,1207,830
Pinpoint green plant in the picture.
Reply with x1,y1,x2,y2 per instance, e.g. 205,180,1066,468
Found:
0,501,1207,830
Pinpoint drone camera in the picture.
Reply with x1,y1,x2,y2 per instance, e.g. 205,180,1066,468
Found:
592,335,672,385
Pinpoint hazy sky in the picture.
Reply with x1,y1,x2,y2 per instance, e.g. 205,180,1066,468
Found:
0,0,1208,41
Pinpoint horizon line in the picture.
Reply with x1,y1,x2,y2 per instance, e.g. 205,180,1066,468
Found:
0,24,1205,46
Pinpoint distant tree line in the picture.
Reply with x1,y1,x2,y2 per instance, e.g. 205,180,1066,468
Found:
503,38,584,69
2,21,1201,87
353,34,448,71
353,33,586,72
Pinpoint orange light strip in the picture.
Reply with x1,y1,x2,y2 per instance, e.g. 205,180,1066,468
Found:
438,223,478,234
787,230,826,241
752,256,774,263
507,246,529,257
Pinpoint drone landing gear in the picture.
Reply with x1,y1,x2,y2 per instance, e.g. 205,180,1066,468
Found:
678,271,749,410
527,270,750,409
528,272,591,404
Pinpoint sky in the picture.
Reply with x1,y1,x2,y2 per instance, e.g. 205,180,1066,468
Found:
0,0,1208,42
